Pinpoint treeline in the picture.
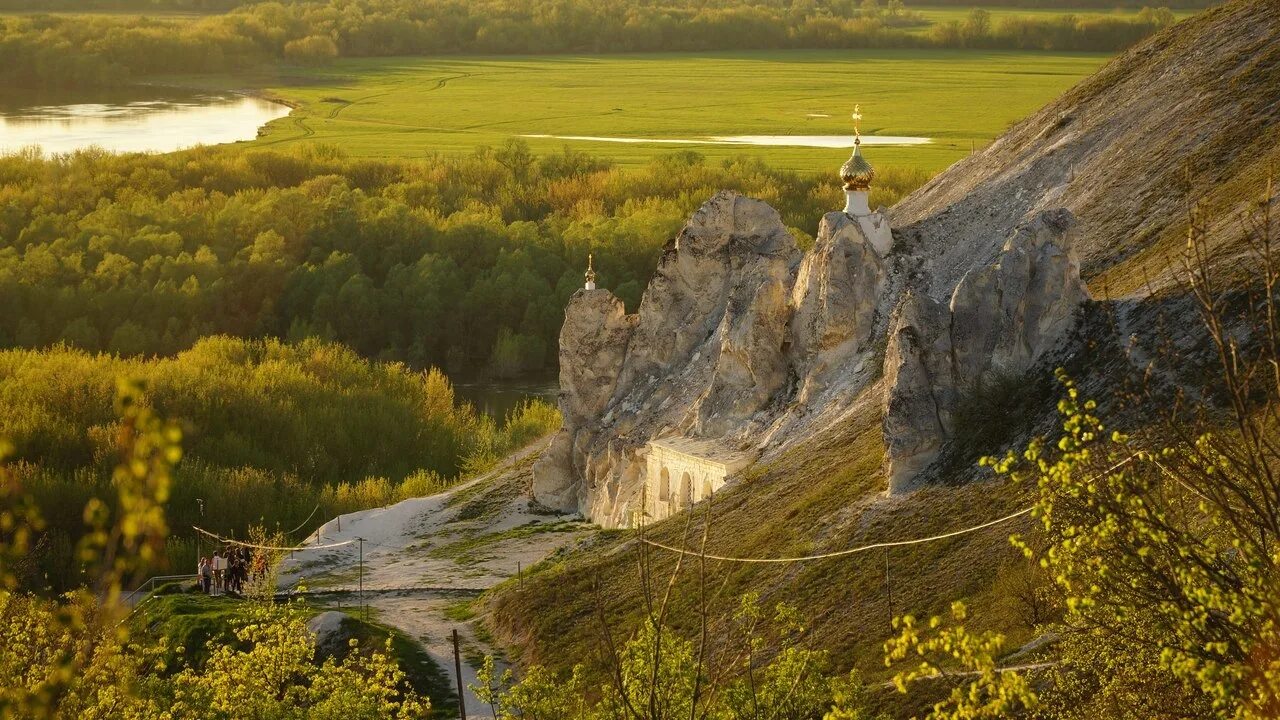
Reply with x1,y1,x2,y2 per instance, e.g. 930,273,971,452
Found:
0,0,243,8
1,337,559,589
930,5,1179,49
0,0,1181,89
0,144,924,376
907,0,1211,6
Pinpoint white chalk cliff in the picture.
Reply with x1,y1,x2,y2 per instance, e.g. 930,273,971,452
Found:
533,185,1088,527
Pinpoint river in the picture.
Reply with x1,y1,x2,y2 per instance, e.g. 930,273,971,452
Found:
0,87,291,155
452,378,558,422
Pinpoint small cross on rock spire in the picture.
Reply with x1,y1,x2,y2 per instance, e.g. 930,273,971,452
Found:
840,104,874,192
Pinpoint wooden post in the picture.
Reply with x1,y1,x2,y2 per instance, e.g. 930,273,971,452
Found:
452,628,467,720
885,547,894,631
356,537,364,622
517,561,522,589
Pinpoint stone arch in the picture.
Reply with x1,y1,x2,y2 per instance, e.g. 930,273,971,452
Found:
701,478,713,501
679,472,692,505
659,467,671,501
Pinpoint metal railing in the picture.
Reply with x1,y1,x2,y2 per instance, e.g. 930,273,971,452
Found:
122,574,192,607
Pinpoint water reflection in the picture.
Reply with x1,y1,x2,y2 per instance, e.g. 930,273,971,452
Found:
0,88,291,155
453,379,558,422
522,133,930,148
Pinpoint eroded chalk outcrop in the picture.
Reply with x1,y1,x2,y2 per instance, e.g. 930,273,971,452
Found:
881,210,1089,491
533,190,1088,525
789,212,886,403
531,289,635,512
883,290,955,494
534,191,811,526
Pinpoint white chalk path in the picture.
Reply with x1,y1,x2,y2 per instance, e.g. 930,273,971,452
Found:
278,442,594,718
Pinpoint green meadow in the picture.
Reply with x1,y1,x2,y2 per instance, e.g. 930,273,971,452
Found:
251,49,1110,173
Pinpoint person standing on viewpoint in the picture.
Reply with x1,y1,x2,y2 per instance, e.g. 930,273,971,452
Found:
211,550,225,594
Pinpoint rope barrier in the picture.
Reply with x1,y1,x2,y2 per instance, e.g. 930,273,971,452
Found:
641,454,1143,564
284,504,321,537
193,525,356,552
641,506,1035,564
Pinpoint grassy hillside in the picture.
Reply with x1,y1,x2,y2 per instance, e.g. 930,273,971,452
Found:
485,399,1046,695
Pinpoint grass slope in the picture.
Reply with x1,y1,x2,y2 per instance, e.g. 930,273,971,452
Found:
247,50,1108,172
484,406,1039,701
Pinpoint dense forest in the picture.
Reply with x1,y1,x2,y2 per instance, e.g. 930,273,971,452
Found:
0,0,1182,88
1,336,559,590
0,0,1218,10
0,144,922,376
0,140,897,589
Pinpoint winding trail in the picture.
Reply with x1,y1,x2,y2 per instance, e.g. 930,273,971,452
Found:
277,440,592,718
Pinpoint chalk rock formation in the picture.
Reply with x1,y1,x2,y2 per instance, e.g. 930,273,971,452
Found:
881,210,1089,490
532,289,635,512
615,191,800,406
307,611,355,660
533,188,1088,524
948,209,1087,389
790,211,887,402
534,191,808,525
883,291,954,493
558,290,636,426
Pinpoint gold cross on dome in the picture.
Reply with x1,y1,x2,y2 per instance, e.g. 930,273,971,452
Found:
851,104,863,143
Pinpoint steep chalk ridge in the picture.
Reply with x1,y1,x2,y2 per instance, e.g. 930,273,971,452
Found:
534,191,1087,525
885,210,1088,489
891,0,1280,296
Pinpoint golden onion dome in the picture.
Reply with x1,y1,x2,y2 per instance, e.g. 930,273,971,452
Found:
840,139,874,191
841,106,873,191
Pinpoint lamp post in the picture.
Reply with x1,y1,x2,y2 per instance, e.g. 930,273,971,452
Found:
196,498,205,569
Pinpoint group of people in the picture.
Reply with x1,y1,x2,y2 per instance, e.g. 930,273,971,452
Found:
197,546,267,595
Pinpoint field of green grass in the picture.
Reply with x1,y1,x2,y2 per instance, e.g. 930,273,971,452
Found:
249,49,1109,173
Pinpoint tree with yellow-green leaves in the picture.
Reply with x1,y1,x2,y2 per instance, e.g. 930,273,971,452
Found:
157,600,429,720
977,191,1280,718
0,381,429,719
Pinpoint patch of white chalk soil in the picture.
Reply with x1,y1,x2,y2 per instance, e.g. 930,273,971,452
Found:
278,441,593,718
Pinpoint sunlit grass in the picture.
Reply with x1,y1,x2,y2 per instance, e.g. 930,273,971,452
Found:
237,49,1108,173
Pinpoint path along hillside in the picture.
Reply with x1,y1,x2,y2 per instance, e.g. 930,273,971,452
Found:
277,442,593,717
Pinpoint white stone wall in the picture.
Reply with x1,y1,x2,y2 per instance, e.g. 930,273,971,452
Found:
841,191,893,256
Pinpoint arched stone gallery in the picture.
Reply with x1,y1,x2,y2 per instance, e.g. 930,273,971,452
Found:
643,438,752,522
